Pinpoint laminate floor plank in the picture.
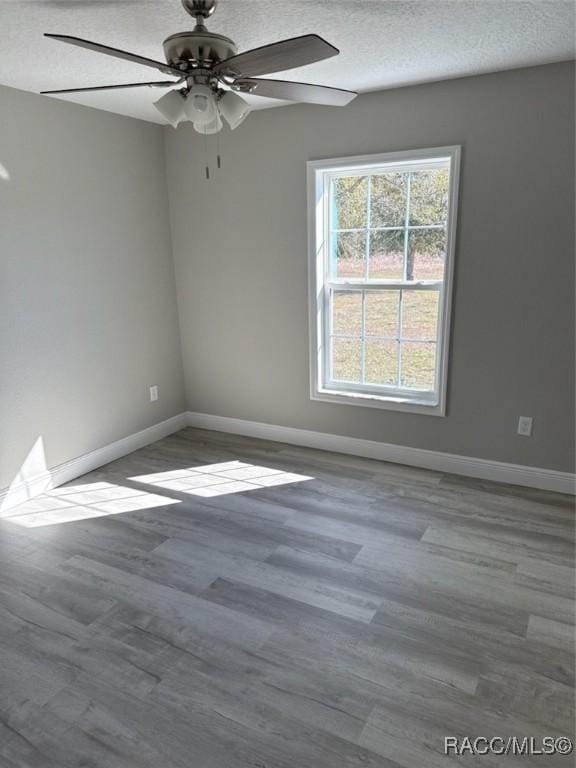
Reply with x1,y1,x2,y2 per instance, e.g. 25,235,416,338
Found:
0,427,573,767
421,524,574,568
476,668,575,733
57,555,275,650
0,718,66,768
514,557,575,598
154,537,382,622
527,615,575,652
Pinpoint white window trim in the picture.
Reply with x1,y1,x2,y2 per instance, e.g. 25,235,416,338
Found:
307,145,461,417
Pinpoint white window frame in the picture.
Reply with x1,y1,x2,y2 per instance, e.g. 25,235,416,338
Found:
307,146,461,416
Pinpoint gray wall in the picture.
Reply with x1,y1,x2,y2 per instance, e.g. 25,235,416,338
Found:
165,62,575,473
0,85,185,490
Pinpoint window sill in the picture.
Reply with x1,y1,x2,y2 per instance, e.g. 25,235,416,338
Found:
312,387,445,416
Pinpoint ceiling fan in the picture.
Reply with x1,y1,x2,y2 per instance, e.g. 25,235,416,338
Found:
41,0,357,133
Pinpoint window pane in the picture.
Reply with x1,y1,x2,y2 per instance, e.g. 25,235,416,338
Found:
332,176,367,230
371,173,407,227
407,229,445,280
368,230,404,279
365,291,399,338
401,291,439,341
333,231,366,279
365,340,398,386
332,292,362,336
332,338,362,382
317,152,457,407
409,169,449,226
400,342,436,390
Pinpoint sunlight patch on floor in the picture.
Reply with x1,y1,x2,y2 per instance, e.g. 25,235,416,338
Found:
130,461,313,498
4,481,181,527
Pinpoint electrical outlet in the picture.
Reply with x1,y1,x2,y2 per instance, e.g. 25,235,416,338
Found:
149,385,159,402
517,416,533,437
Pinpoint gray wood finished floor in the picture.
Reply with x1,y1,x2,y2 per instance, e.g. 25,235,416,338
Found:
0,427,574,767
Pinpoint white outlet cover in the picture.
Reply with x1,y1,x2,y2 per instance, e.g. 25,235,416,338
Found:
517,416,533,437
149,385,159,402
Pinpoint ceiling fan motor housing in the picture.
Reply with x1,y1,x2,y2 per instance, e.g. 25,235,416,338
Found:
163,30,237,69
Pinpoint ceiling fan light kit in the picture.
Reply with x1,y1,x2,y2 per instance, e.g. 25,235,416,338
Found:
41,0,357,135
182,83,218,125
153,89,186,128
194,111,223,135
219,90,250,130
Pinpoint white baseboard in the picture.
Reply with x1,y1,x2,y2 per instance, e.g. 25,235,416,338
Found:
2,410,572,513
0,413,188,513
186,411,575,495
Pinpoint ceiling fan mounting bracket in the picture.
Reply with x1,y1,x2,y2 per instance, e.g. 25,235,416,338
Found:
181,0,217,21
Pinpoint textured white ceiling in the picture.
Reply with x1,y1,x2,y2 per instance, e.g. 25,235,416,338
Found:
2,0,574,124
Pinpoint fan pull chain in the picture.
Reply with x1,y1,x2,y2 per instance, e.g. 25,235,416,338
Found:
204,131,210,180
202,133,222,180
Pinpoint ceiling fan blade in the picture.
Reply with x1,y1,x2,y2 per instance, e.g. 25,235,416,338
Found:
44,34,183,77
41,81,177,95
236,78,357,106
214,34,338,78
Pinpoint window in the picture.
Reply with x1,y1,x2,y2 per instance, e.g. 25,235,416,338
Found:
307,146,460,415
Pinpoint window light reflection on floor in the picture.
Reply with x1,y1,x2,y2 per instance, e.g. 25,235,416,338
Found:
130,461,313,498
4,481,181,528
